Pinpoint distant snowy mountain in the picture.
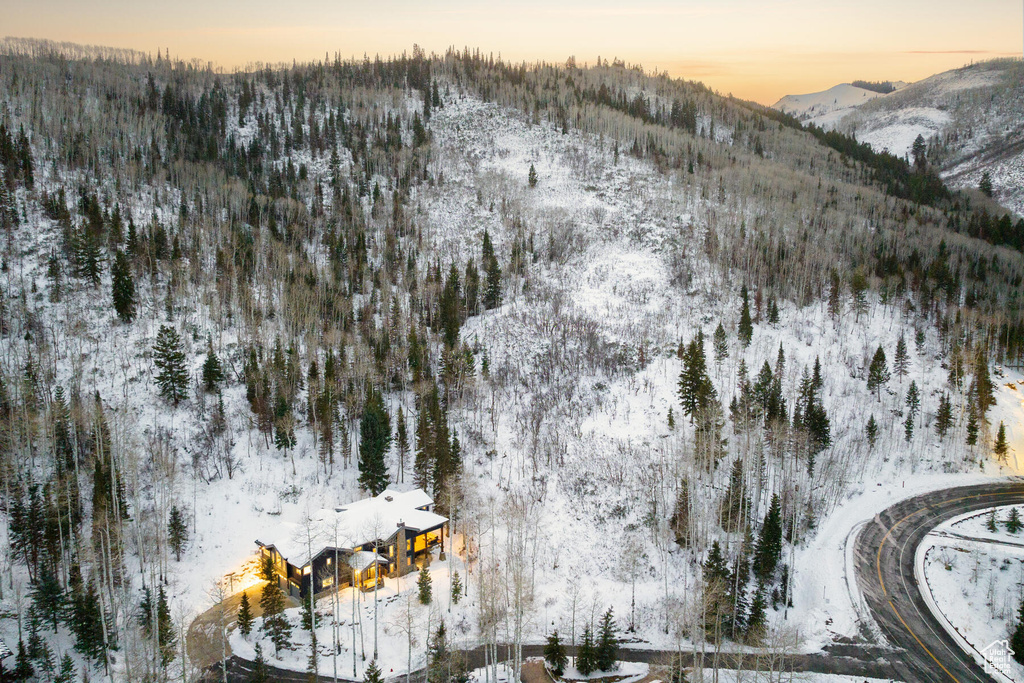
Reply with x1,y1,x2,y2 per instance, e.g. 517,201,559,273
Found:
773,60,1024,216
772,83,894,123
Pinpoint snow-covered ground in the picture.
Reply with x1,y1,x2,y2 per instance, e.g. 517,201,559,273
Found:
170,86,1023,675
559,661,648,682
920,507,1024,682
772,84,892,121
689,672,898,683
229,546,469,678
0,55,1022,682
854,106,952,158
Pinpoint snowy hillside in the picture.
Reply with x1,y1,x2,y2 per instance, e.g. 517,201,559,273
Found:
0,42,1023,683
774,59,1024,217
772,83,890,122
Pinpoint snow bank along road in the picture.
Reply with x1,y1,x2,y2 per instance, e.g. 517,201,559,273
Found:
199,641,900,682
855,481,1024,682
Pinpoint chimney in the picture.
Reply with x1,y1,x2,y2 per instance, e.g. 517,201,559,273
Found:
395,520,410,577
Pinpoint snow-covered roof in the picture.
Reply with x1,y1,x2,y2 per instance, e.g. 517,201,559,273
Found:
348,550,389,572
257,488,446,567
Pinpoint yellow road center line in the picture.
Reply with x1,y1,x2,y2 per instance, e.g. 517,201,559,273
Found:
872,490,1024,682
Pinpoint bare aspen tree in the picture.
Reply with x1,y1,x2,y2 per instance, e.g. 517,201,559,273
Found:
388,593,419,683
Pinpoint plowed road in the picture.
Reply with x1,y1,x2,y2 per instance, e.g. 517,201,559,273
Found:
854,481,1024,682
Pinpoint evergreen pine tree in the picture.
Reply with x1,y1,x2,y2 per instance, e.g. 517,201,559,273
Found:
157,586,176,664
70,580,106,661
713,322,728,364
995,422,1009,462
426,621,466,683
260,579,292,655
745,582,768,645
912,134,927,168
979,171,994,198
720,460,750,533
904,412,914,442
413,402,433,492
867,346,890,399
364,659,384,683
464,259,479,315
1007,508,1022,534
670,477,691,546
201,343,224,392
966,405,979,447
153,325,189,405
935,394,952,439
795,357,830,462
595,607,618,672
418,565,432,605
237,591,254,637
484,251,502,310
678,334,716,421
543,630,568,677
970,352,995,419
358,385,391,495
738,285,753,348
440,264,462,348
894,334,909,380
34,640,55,681
987,510,998,532
139,585,175,665
75,230,103,286
396,406,409,482
576,624,596,676
753,494,783,581
451,570,462,605
703,541,730,585
300,586,321,632
701,540,732,639
31,567,63,630
168,504,188,561
827,270,841,321
528,163,538,188
14,639,33,681
906,381,920,420
111,249,136,322
250,643,270,683
27,611,44,661
55,653,75,683
766,296,779,325
0,173,14,232
1012,596,1024,666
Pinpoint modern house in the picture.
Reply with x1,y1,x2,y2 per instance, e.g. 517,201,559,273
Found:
255,488,447,598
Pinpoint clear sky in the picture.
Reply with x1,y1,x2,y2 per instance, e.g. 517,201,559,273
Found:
4,0,1021,103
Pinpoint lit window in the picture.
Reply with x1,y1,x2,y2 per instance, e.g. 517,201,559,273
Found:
322,577,334,588
327,557,332,566
303,566,311,575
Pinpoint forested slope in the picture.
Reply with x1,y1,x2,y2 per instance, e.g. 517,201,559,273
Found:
0,41,1022,682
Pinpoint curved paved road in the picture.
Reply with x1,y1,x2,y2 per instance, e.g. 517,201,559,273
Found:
199,640,902,682
854,480,1024,682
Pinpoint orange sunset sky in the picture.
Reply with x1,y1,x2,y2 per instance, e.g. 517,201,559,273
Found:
3,0,1021,103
